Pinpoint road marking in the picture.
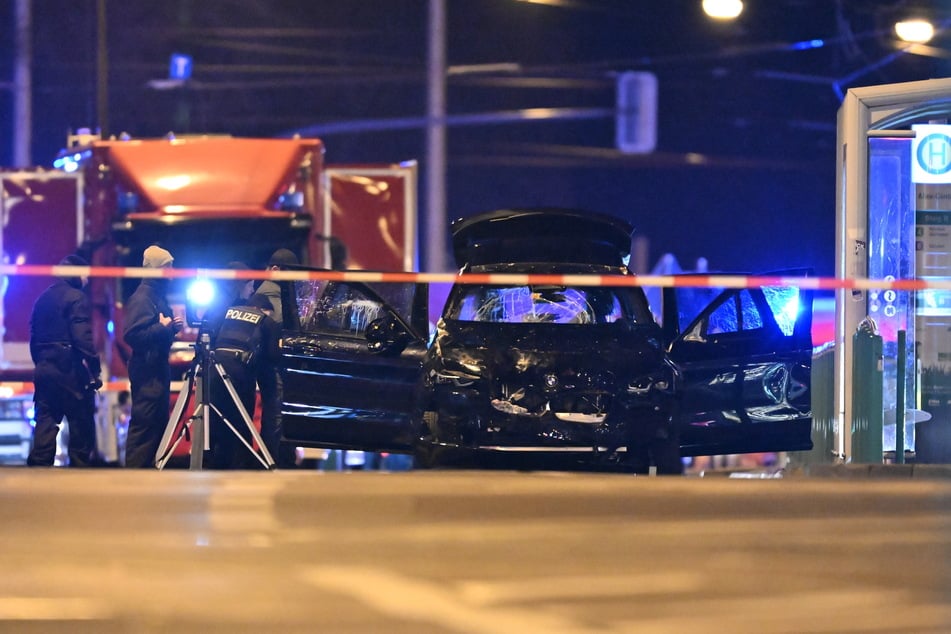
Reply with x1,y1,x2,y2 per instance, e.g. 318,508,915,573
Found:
208,477,283,539
457,572,702,606
0,597,112,620
301,565,607,634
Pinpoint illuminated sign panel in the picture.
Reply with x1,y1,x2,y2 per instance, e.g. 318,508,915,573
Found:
169,53,193,81
912,124,951,183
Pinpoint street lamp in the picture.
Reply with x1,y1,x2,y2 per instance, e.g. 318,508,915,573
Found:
895,19,935,44
702,0,743,20
426,0,448,273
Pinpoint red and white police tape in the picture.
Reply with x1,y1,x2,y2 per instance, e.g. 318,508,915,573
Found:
1,263,949,291
0,264,916,395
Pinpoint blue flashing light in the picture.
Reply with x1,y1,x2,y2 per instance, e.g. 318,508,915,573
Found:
107,320,114,335
187,279,216,308
791,39,824,51
52,149,92,172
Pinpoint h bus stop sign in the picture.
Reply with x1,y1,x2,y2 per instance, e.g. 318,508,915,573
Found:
912,124,951,183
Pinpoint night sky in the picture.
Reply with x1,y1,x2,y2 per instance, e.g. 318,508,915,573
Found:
3,0,949,275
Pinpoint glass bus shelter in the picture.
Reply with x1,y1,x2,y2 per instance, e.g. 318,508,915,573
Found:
836,77,951,463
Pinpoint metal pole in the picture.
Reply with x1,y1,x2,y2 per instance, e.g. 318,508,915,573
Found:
96,0,109,137
896,329,906,464
174,0,192,132
13,0,32,166
425,0,448,272
190,344,208,470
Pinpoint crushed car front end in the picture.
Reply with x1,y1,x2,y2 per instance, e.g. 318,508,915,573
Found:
415,273,680,471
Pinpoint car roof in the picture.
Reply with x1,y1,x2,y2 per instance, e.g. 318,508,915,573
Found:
451,208,633,269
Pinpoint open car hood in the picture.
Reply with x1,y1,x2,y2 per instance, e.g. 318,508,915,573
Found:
451,208,633,268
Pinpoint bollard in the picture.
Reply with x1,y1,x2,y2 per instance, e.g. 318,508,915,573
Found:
895,329,906,464
851,317,884,463
789,343,836,466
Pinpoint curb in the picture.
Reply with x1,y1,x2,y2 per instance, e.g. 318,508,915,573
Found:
786,463,951,479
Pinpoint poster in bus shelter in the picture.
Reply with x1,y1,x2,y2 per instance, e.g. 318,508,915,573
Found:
915,183,951,462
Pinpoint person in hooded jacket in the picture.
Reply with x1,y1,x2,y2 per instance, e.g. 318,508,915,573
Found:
28,254,103,467
122,245,183,468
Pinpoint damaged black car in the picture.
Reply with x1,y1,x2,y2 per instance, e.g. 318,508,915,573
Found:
279,208,814,474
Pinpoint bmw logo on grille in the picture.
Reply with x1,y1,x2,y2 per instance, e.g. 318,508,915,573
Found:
544,373,559,389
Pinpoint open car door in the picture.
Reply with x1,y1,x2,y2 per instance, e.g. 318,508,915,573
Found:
664,277,814,457
279,274,429,453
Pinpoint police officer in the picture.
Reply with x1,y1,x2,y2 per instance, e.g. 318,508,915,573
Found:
196,261,253,347
255,248,298,325
28,254,103,467
254,248,298,467
209,293,280,469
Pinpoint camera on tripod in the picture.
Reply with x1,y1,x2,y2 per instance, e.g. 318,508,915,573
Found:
154,318,275,471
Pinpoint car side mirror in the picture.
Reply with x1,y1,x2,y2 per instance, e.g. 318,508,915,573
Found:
366,315,410,355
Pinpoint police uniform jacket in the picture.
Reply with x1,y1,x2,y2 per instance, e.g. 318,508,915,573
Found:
30,275,101,399
214,303,280,367
196,293,239,349
123,278,176,367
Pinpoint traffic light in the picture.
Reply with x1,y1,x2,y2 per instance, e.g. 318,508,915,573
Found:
615,71,658,154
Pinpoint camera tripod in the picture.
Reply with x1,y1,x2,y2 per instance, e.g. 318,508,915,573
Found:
155,333,275,470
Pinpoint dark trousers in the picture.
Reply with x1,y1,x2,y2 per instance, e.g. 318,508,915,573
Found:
125,359,171,468
29,381,98,467
259,364,294,467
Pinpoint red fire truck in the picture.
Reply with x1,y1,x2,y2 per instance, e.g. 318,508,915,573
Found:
0,132,417,464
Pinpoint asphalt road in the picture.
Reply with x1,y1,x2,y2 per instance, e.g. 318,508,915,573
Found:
1,468,950,633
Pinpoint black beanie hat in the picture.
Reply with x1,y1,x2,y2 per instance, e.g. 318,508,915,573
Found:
267,248,299,268
59,254,89,267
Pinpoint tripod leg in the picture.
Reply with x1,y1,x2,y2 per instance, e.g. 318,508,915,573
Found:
209,404,271,470
156,405,203,470
155,370,196,468
187,404,206,470
213,362,276,469
190,371,209,470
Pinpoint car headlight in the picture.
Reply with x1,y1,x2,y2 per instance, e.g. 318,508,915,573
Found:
431,359,483,387
432,368,480,387
625,367,675,397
